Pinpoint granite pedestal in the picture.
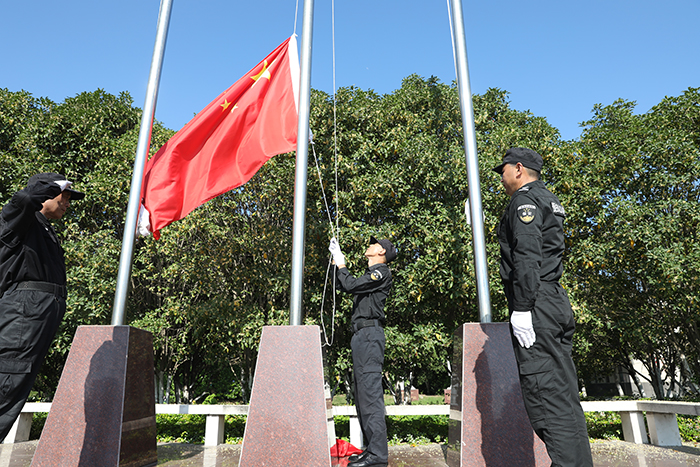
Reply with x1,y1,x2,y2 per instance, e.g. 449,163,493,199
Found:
239,325,331,467
447,323,550,466
31,326,157,467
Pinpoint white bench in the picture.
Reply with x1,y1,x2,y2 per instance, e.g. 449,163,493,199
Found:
155,404,249,446
581,400,700,446
333,403,450,447
5,400,698,448
2,403,248,447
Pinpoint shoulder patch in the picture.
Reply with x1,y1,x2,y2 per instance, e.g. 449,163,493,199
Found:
551,202,566,216
370,270,383,281
517,204,537,224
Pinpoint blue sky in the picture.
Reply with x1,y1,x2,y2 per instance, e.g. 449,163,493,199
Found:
3,0,698,142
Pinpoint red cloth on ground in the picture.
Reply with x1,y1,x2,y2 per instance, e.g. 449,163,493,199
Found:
330,439,362,457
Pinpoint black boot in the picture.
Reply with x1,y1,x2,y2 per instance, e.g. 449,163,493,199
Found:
348,451,366,462
348,452,388,467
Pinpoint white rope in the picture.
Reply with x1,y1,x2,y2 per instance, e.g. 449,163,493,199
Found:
293,0,300,36
311,140,338,347
332,0,339,236
316,0,342,348
446,0,459,81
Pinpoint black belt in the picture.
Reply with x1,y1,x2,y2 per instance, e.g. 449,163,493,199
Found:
352,319,384,334
16,281,66,299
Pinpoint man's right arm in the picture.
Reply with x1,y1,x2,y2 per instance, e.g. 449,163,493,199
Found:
1,182,61,247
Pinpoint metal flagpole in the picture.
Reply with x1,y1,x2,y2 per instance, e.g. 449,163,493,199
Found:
449,0,493,323
111,0,174,326
289,0,315,325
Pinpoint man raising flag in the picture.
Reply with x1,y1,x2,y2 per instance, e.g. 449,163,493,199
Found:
139,36,300,239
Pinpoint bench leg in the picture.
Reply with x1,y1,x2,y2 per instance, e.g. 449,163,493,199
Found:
204,415,225,446
620,411,648,444
349,415,364,450
2,413,33,444
646,412,682,446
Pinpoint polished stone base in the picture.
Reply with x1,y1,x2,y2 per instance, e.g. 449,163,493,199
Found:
446,323,550,466
31,326,156,467
0,440,696,467
239,325,331,467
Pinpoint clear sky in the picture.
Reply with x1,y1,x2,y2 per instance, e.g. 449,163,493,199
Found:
3,0,698,142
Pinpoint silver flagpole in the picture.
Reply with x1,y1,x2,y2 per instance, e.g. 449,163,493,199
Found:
449,0,492,323
289,0,315,325
111,0,174,326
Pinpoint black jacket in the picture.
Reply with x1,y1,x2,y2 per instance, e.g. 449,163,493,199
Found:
336,263,392,324
497,180,566,311
0,182,65,295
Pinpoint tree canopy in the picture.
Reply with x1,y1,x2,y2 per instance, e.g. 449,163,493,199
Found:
1,82,698,402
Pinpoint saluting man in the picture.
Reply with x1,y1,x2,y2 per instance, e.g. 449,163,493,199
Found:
0,173,84,441
494,148,593,466
329,236,397,467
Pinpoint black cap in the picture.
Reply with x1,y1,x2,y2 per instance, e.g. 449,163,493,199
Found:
28,172,85,200
492,147,543,174
370,236,397,263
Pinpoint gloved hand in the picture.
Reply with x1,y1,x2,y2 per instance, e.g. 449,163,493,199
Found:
511,311,536,348
55,180,71,191
328,237,345,266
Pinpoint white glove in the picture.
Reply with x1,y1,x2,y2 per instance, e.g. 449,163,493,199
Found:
511,311,536,348
55,180,71,191
328,237,345,265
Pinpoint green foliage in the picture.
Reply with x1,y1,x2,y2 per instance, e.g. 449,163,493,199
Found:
156,414,206,443
679,415,700,442
584,412,623,440
308,77,562,398
154,413,247,444
557,88,700,397
3,80,699,406
387,415,448,444
26,410,700,444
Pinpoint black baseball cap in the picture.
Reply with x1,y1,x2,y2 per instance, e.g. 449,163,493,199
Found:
492,147,543,174
370,236,397,263
28,172,85,200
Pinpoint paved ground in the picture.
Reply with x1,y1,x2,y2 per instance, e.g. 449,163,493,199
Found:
0,440,699,466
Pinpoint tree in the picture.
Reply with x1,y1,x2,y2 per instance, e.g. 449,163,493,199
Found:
556,88,700,398
307,77,565,399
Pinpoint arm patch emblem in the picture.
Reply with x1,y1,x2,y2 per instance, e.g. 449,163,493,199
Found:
517,204,537,223
371,270,383,281
551,202,566,216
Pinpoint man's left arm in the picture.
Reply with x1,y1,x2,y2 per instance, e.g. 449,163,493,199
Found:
508,197,544,311
509,196,544,348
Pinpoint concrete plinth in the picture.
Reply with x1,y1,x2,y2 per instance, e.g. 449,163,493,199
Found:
447,323,550,467
239,325,331,467
31,326,156,467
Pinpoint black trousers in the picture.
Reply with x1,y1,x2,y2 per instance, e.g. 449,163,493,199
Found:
0,288,65,442
351,325,388,462
511,283,593,467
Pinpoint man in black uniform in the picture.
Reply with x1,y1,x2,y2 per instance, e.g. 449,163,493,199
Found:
0,172,84,441
328,236,396,467
494,148,592,467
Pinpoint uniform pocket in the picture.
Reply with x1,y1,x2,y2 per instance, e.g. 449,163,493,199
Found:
518,357,552,376
0,358,32,374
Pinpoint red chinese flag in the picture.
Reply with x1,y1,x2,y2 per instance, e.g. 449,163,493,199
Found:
139,36,300,239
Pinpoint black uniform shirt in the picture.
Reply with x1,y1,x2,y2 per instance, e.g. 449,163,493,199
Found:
497,180,566,311
336,263,392,325
0,184,66,296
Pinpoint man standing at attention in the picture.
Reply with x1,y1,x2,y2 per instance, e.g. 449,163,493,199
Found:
329,236,396,467
494,148,593,466
0,172,84,441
